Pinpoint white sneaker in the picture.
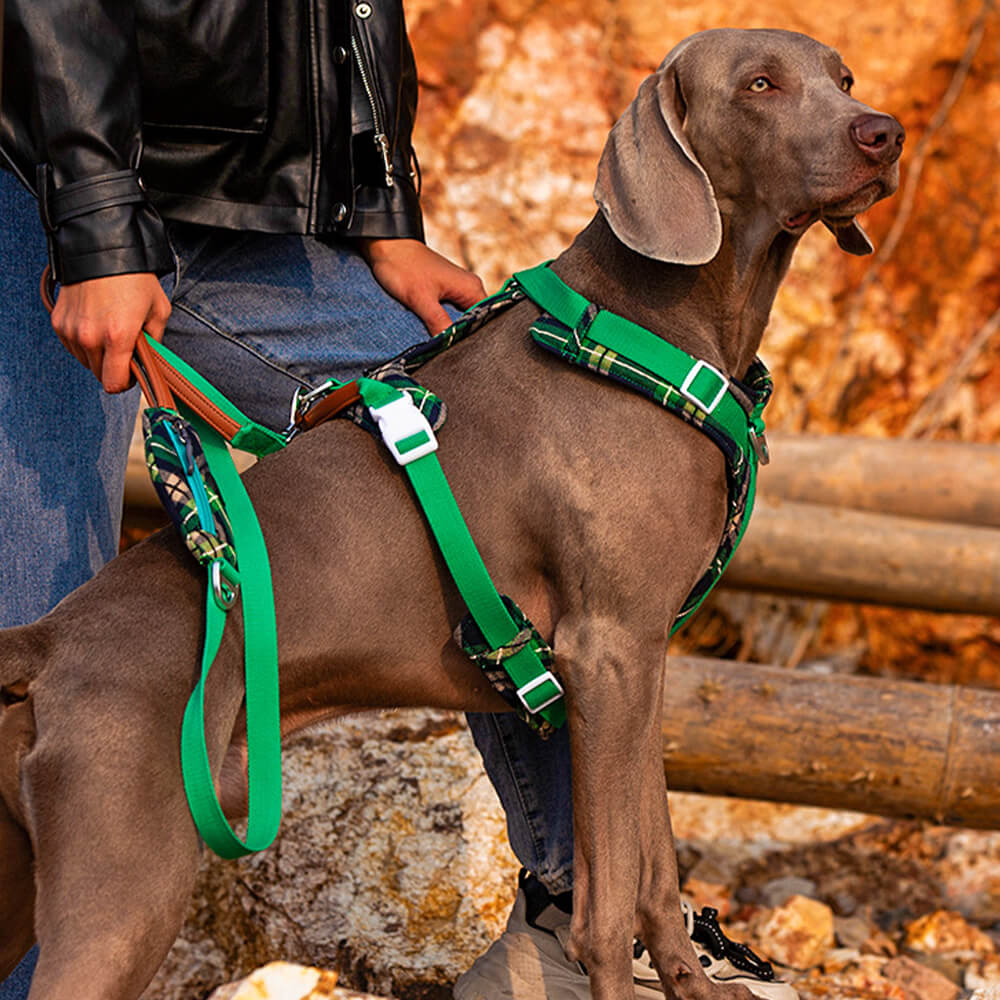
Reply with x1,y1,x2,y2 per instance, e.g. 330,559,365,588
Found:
454,871,799,1000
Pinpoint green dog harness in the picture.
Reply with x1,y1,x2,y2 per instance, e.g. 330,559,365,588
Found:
138,262,770,859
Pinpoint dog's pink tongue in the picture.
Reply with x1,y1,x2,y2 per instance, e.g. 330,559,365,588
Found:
786,211,813,229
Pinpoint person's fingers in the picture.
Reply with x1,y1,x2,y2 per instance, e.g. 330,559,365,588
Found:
142,284,173,343
447,271,487,309
412,294,454,335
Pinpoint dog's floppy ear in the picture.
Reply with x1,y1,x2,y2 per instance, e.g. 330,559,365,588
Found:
594,62,722,265
823,218,874,255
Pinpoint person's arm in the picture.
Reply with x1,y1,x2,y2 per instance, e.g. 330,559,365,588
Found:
6,0,173,391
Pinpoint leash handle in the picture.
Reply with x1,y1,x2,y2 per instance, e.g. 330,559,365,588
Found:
39,264,174,410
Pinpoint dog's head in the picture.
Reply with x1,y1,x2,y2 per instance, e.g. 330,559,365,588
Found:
595,28,904,263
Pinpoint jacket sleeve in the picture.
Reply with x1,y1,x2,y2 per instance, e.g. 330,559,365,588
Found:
2,0,173,284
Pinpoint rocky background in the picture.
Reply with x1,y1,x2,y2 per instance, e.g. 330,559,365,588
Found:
140,1,1000,998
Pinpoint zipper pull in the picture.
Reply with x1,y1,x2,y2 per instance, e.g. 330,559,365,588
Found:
173,421,196,475
374,133,394,188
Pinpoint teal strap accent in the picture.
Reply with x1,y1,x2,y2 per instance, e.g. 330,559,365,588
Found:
514,264,752,454
142,335,288,456
179,410,283,858
357,378,566,726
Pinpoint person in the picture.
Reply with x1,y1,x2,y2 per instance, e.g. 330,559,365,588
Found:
0,3,792,998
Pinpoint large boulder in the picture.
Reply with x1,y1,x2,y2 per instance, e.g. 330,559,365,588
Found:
142,710,520,1000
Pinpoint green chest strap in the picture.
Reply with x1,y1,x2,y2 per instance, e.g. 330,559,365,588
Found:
512,263,771,633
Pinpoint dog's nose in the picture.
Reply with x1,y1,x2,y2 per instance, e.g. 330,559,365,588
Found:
850,113,905,164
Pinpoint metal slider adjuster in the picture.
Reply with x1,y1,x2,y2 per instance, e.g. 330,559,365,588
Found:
680,359,729,414
516,671,564,714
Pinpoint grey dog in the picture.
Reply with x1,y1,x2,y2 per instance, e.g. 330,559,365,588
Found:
0,28,902,1000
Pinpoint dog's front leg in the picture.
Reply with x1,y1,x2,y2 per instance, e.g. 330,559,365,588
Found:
556,613,668,1000
634,705,755,1000
557,612,753,1000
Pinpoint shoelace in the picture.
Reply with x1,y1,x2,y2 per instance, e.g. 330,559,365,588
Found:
634,902,776,982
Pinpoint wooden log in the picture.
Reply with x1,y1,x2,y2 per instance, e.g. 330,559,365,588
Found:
762,433,1000,527
663,655,1000,828
724,497,1000,615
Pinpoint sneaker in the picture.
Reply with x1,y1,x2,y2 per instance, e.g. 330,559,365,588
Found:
453,870,799,1000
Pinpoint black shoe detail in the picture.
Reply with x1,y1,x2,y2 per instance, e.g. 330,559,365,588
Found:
690,907,776,982
520,868,573,928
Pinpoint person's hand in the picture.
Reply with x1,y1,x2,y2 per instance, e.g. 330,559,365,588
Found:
51,272,172,392
360,238,486,335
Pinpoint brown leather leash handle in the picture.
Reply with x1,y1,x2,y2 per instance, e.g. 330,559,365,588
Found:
291,380,362,434
39,264,242,439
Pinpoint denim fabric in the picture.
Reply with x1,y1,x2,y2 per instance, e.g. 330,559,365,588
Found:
0,173,137,998
160,223,435,430
466,713,575,894
0,173,138,629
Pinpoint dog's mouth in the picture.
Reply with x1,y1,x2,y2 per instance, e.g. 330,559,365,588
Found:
783,178,889,235
820,179,886,222
783,210,818,232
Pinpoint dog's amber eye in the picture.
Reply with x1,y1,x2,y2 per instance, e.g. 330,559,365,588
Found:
748,77,773,93
840,76,854,92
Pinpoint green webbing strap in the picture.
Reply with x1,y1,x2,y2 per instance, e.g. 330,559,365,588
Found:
356,378,566,727
179,410,283,858
142,336,288,456
513,264,754,454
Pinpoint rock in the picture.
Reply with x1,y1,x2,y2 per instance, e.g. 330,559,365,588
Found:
753,895,835,970
966,954,1000,991
880,955,960,1000
681,877,733,919
903,909,996,958
814,952,898,995
761,876,820,909
834,915,874,951
208,963,339,1000
141,711,519,1000
208,962,389,1000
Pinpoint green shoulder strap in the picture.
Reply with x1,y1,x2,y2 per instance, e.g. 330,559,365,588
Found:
357,378,567,728
513,264,755,455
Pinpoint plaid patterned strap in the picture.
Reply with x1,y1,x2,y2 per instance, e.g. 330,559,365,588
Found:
511,263,772,635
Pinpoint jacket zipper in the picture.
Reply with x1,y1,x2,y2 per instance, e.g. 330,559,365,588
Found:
306,0,324,228
351,34,394,188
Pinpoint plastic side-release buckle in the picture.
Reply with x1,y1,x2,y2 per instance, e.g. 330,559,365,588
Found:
369,394,439,466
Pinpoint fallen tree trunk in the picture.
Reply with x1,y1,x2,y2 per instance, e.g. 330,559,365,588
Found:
663,655,1000,828
761,433,1000,527
724,497,1000,615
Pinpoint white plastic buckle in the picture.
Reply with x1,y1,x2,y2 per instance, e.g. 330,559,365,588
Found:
516,671,565,714
680,360,728,414
370,394,439,466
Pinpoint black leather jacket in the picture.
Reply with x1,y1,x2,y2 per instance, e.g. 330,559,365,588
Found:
0,0,424,285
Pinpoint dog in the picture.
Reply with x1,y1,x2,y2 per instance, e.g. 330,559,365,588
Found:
0,28,902,1000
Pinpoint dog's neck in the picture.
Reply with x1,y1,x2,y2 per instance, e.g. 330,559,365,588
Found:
551,212,802,378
